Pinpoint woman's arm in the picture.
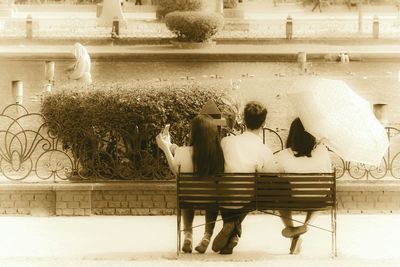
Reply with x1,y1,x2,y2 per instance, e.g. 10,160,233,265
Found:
156,133,179,175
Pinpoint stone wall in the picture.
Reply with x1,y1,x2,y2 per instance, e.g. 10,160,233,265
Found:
0,181,399,216
337,182,400,214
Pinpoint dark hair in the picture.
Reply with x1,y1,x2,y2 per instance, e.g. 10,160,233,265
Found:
286,118,316,158
244,101,267,130
191,114,224,176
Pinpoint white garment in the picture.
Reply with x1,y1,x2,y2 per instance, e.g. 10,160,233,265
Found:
275,144,332,173
221,131,279,173
220,131,279,209
97,0,127,27
70,43,92,85
174,146,193,172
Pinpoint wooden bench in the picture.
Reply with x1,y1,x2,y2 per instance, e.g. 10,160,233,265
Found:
177,172,337,256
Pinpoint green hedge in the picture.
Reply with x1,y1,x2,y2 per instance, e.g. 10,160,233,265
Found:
224,0,238,9
40,81,236,180
165,11,224,42
156,0,202,19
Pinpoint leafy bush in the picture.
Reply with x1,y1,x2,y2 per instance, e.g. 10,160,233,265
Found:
165,11,224,42
224,0,238,8
156,0,202,19
40,81,235,180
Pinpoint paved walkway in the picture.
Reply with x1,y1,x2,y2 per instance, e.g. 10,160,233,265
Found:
2,2,400,39
0,214,399,267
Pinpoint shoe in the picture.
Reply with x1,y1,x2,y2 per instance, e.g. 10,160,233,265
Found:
290,236,303,255
281,225,308,238
182,233,193,253
195,233,211,254
219,235,239,255
212,222,235,252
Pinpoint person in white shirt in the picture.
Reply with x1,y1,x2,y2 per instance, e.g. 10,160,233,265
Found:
156,114,223,254
212,101,279,254
66,43,92,85
275,118,332,254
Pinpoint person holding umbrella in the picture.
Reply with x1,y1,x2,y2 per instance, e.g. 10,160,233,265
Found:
287,77,388,167
275,118,332,254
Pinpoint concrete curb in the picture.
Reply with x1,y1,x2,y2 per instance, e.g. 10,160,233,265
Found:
2,50,400,62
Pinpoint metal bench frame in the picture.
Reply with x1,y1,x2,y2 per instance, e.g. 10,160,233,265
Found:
176,172,337,257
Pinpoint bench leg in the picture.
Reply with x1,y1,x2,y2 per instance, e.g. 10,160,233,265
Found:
177,207,181,256
331,207,337,257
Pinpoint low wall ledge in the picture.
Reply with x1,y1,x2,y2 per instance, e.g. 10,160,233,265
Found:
0,180,399,192
337,180,400,191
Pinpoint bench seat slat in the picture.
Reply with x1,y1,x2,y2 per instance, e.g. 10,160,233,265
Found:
258,206,333,211
258,172,334,177
256,184,334,189
257,177,335,182
180,172,256,176
179,189,255,195
257,201,334,209
180,196,254,201
257,196,332,201
178,183,255,188
179,177,256,182
180,203,256,210
257,190,333,195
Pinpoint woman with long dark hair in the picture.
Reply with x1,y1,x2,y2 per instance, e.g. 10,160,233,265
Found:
156,114,224,253
275,118,332,254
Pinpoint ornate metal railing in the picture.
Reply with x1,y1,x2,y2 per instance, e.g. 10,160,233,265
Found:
0,104,171,182
1,103,399,182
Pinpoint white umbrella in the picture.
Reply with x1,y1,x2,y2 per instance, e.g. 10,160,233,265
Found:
287,77,389,166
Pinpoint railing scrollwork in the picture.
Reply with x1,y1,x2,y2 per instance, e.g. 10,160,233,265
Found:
1,104,400,182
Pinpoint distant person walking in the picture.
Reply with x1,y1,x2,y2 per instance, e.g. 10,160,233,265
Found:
312,0,322,12
97,0,127,27
66,43,92,85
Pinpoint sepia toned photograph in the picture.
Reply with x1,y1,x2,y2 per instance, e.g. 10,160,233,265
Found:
0,0,399,266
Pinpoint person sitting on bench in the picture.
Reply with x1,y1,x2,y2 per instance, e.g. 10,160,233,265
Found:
156,114,224,254
275,118,332,254
212,101,280,254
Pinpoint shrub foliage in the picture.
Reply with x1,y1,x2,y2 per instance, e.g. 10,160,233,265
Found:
165,11,224,42
224,0,238,9
40,81,235,180
156,0,202,19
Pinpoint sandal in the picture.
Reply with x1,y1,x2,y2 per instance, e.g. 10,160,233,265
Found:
195,233,211,253
182,233,193,253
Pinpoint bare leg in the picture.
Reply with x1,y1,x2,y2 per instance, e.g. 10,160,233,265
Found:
205,209,218,235
304,211,317,226
280,210,308,238
182,209,194,253
279,210,294,228
195,209,218,253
